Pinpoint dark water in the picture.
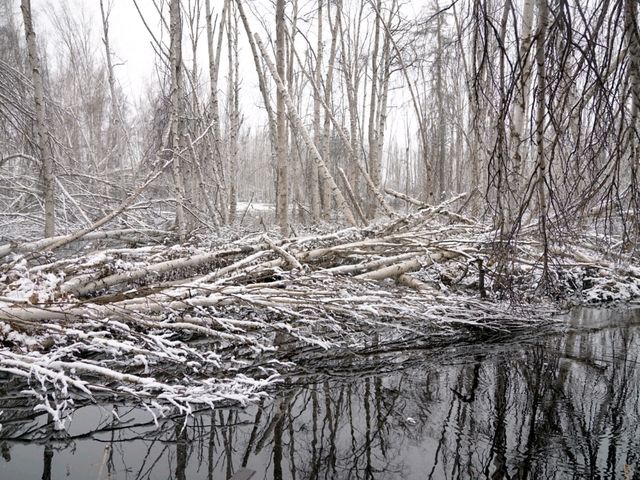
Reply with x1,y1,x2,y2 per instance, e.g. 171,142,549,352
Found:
1,308,640,480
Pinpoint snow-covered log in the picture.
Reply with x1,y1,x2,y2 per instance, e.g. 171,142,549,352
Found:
1,206,638,430
0,229,171,259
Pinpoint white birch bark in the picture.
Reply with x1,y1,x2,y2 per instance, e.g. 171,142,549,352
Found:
535,0,549,275
255,34,357,227
373,1,395,213
625,0,640,239
507,0,535,227
99,0,121,171
320,1,340,218
367,0,382,217
205,0,229,225
625,0,639,144
339,2,363,204
234,0,279,226
169,0,187,240
288,40,395,217
20,0,55,238
275,0,289,235
227,2,239,222
311,0,324,221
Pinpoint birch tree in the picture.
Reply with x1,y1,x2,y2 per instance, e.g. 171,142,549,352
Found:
434,1,446,201
227,1,240,222
255,35,357,226
507,0,535,227
275,0,288,235
320,0,340,219
624,0,640,244
535,0,549,281
205,0,229,225
367,0,383,218
99,0,122,172
169,0,187,240
21,0,55,237
311,0,324,221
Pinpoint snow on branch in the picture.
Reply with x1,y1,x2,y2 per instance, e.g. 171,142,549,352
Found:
1,207,638,429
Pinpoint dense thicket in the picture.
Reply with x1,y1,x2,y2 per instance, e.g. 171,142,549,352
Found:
0,0,638,259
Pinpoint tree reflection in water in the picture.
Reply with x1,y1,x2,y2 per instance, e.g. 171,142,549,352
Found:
0,308,639,479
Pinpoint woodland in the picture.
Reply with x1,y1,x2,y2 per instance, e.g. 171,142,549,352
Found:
0,0,639,424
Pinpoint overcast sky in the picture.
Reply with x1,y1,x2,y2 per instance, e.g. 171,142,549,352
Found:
23,0,427,143
31,0,165,98
28,0,310,123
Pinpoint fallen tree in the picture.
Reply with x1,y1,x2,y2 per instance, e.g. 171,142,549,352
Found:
0,199,638,429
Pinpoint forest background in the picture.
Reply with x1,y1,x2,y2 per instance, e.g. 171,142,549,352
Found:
1,0,637,256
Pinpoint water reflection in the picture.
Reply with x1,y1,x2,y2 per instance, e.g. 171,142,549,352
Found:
1,308,639,479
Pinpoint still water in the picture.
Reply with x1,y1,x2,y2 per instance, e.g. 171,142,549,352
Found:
1,308,639,479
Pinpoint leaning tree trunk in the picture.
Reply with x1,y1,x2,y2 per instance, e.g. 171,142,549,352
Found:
235,0,279,226
20,0,55,238
340,1,364,209
320,1,340,219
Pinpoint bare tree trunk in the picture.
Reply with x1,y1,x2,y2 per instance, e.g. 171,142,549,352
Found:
339,1,364,205
169,0,187,240
495,0,512,234
205,0,229,225
183,0,204,218
235,0,279,224
625,0,640,244
287,0,305,224
468,1,484,212
99,0,119,169
374,2,394,207
367,0,382,218
435,1,446,201
507,0,535,228
227,2,239,222
21,0,55,238
287,34,394,218
320,1,340,219
535,0,549,280
255,34,357,227
275,0,288,235
452,2,472,195
311,0,323,221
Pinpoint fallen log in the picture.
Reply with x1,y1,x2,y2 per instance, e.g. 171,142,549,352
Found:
384,187,428,207
61,245,260,297
0,229,171,260
357,249,461,280
1,204,637,429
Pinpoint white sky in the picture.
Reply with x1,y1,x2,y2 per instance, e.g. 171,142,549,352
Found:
31,0,167,98
23,0,430,143
29,0,309,122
